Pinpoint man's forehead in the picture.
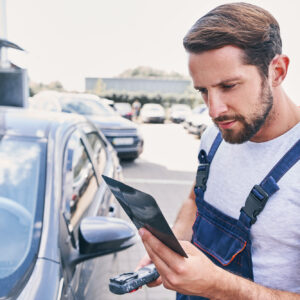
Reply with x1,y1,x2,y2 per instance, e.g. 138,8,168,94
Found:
188,45,246,66
187,46,255,86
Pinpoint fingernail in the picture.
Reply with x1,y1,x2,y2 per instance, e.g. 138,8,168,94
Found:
139,228,145,237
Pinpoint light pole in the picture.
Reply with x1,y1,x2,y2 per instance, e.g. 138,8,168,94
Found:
0,0,9,68
0,0,29,107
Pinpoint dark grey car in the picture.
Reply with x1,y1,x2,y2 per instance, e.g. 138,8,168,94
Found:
0,107,137,300
31,91,144,161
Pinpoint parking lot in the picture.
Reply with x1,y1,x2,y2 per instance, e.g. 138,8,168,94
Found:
106,122,201,300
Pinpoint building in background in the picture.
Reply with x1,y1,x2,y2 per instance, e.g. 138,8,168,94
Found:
85,77,191,95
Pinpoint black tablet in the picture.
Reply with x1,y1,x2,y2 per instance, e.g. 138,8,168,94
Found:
102,175,188,258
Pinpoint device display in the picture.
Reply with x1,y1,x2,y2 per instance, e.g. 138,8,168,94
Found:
102,175,187,257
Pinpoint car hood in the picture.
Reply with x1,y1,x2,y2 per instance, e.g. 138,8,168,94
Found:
87,115,137,130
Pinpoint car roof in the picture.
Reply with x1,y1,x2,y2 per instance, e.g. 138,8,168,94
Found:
0,106,88,139
115,102,131,107
142,103,163,108
32,90,101,103
59,92,100,101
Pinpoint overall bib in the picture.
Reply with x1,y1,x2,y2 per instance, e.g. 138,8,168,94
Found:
177,132,300,300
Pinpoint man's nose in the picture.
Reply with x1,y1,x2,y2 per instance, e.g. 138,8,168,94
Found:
207,92,228,119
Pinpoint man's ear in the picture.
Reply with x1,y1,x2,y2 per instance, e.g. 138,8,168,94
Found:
270,55,290,87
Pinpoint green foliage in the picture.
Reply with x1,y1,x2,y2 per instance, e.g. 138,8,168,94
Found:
29,80,65,96
97,88,203,108
118,66,187,79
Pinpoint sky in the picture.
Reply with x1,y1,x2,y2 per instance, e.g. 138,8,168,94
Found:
5,0,300,104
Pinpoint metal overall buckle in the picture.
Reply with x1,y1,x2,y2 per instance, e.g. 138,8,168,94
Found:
195,163,210,191
241,185,269,224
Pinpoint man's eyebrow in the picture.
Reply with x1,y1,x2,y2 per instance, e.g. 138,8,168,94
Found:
194,77,242,90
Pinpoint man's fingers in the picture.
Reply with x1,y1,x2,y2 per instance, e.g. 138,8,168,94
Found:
147,276,162,287
142,232,171,274
140,228,185,271
135,254,152,271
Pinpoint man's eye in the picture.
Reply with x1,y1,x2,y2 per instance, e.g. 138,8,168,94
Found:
198,88,208,94
222,84,236,90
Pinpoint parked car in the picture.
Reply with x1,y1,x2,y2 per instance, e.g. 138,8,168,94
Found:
31,91,144,161
0,106,137,300
188,108,213,138
183,104,207,130
140,103,165,123
114,102,133,120
170,104,192,123
102,98,115,108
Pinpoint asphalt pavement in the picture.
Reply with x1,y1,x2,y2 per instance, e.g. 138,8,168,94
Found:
104,123,200,300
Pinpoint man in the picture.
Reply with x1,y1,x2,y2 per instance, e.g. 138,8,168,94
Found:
137,3,300,299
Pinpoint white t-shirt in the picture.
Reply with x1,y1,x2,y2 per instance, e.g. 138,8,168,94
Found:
200,122,300,293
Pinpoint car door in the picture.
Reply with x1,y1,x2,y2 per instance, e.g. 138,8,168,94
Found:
59,127,100,299
59,124,121,300
81,125,120,219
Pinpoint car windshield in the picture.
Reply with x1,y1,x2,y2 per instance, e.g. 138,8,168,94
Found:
143,105,163,112
61,97,115,117
0,137,46,296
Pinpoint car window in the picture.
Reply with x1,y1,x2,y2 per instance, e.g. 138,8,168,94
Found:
142,104,164,112
0,137,46,297
63,131,98,228
85,132,107,178
30,95,60,112
61,97,115,117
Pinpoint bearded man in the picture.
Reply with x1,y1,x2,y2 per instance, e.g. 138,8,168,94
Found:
138,3,300,299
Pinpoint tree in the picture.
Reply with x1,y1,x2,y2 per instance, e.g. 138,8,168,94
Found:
93,79,106,94
29,80,65,96
118,66,187,79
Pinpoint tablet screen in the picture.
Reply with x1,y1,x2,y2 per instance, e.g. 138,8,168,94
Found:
102,175,188,258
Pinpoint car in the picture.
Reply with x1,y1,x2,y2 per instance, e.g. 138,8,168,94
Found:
114,102,133,120
188,108,213,138
31,91,144,161
183,104,207,130
140,103,165,123
102,98,115,108
170,104,192,123
0,106,137,300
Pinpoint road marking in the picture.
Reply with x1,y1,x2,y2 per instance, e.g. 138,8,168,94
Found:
124,178,193,185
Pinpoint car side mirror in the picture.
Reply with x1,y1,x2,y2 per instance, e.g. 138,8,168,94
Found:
70,216,137,266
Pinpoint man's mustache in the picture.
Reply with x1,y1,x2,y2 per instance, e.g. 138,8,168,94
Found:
213,114,245,123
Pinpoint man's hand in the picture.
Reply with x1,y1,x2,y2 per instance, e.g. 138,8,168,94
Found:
134,183,197,289
135,253,163,287
139,227,218,297
139,228,300,300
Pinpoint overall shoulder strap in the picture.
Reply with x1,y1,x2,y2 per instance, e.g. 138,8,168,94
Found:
198,131,222,163
241,139,300,225
196,131,222,191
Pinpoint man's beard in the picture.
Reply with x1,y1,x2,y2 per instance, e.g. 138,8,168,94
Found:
213,80,273,144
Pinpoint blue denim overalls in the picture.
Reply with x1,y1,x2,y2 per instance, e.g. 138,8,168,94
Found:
177,132,300,300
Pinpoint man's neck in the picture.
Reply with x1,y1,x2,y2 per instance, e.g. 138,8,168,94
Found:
250,89,300,143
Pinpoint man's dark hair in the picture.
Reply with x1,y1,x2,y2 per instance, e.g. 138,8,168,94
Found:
183,2,282,77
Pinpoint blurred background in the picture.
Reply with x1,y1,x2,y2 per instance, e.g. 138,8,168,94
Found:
5,0,300,104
